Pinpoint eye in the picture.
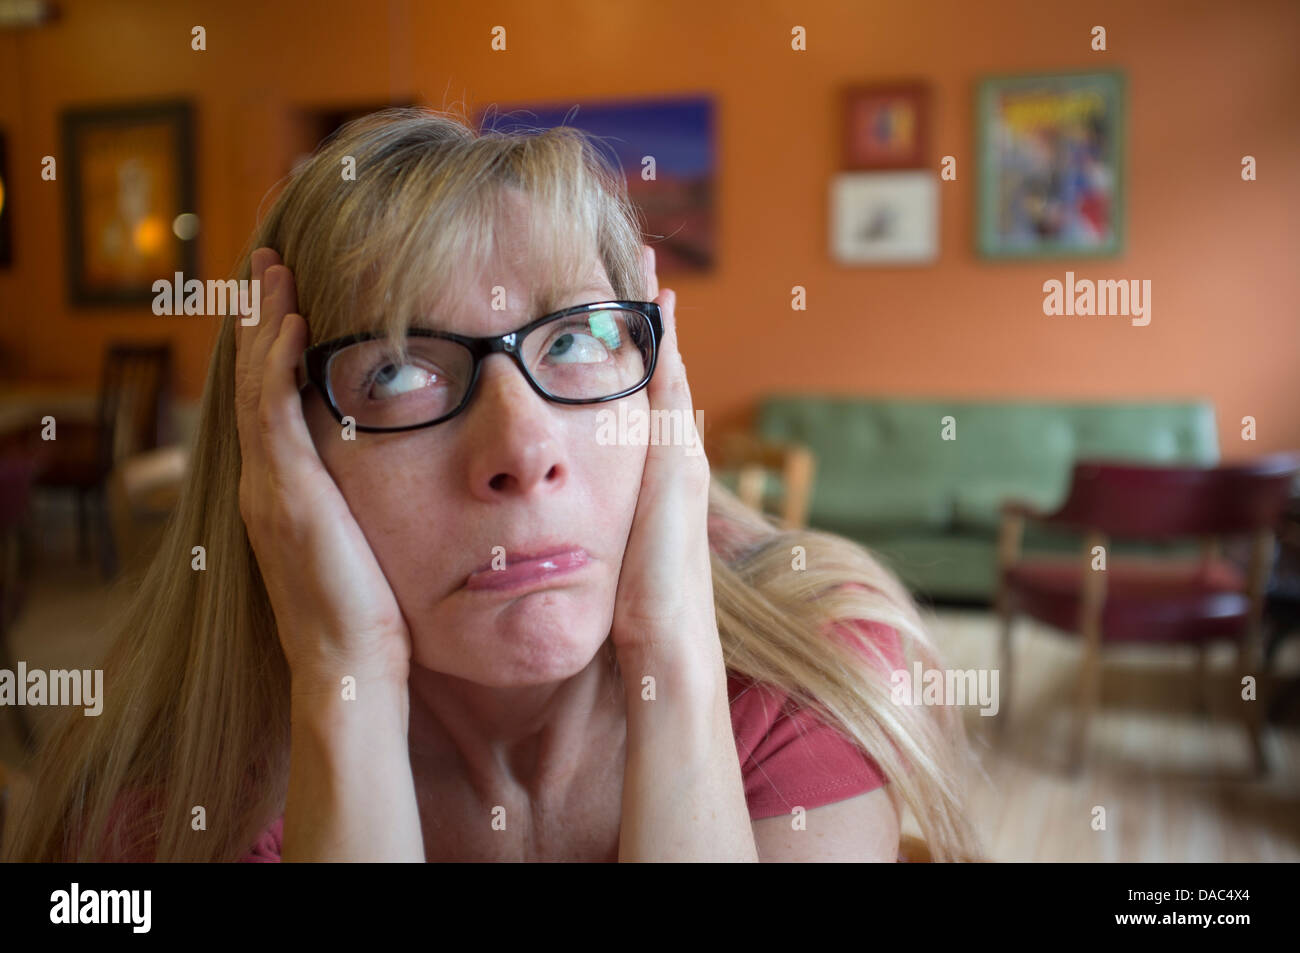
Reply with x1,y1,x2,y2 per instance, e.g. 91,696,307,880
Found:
366,360,442,399
544,325,610,364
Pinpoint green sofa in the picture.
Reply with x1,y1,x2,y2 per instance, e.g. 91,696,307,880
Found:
745,397,1220,602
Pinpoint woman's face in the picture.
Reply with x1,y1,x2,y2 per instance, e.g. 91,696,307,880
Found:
303,225,649,688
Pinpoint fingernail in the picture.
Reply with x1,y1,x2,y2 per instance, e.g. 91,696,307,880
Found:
264,266,283,298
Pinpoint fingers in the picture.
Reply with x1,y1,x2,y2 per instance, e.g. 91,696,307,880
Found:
234,246,315,492
643,286,707,473
650,287,694,416
248,260,298,380
236,247,281,470
235,248,276,374
258,312,323,481
642,244,660,300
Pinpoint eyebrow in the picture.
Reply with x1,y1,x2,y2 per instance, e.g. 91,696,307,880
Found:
530,282,618,318
407,283,617,336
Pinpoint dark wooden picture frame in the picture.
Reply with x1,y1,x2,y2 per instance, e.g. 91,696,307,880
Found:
61,100,197,306
842,83,930,170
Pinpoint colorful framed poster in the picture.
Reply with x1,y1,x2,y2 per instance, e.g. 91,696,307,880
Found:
474,96,715,275
842,83,929,170
61,100,197,305
976,71,1125,259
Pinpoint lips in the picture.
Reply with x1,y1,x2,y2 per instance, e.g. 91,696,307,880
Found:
465,545,591,592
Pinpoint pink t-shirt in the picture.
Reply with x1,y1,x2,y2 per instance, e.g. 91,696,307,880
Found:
97,617,904,861
239,618,903,862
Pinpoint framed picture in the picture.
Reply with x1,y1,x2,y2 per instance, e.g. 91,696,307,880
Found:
830,170,938,265
474,96,715,275
287,100,420,175
61,100,197,305
976,71,1125,259
842,83,929,170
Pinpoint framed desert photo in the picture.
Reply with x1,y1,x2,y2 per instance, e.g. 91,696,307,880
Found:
61,100,197,305
474,95,715,276
976,71,1125,259
842,83,929,170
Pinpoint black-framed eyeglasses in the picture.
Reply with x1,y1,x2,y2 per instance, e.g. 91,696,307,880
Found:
298,301,663,433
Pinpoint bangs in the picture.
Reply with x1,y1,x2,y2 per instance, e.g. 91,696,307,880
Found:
285,117,647,361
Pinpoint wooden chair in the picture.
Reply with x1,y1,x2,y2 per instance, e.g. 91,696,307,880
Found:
995,453,1300,775
32,343,173,578
718,432,816,530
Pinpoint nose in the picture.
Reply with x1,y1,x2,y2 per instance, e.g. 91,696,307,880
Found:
462,354,568,500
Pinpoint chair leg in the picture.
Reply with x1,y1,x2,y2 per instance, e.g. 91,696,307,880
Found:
1236,625,1269,776
75,489,90,564
1070,620,1103,775
995,601,1014,745
95,487,118,581
1194,641,1209,717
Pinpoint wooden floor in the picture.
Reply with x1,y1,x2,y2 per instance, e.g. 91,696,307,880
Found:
922,606,1300,861
3,498,1299,861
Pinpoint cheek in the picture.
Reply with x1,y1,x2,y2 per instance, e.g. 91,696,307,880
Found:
574,400,648,535
305,396,450,572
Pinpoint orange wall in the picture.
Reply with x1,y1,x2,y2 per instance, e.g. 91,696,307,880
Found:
2,0,1297,458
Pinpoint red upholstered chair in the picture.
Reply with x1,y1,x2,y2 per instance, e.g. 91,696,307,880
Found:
994,453,1300,775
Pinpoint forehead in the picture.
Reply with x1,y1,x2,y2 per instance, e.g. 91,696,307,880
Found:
413,249,616,336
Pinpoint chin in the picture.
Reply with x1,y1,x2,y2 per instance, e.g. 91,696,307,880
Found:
411,588,613,687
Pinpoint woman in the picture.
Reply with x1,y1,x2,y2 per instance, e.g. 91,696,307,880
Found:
6,106,982,862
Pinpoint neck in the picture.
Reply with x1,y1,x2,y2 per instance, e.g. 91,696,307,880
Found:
406,638,624,799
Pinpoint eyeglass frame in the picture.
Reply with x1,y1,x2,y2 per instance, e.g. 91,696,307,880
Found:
296,300,664,433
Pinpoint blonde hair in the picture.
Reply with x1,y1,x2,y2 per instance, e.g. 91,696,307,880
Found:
5,106,983,862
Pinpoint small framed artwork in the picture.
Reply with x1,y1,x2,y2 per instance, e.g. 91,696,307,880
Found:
61,100,197,306
830,171,938,265
842,83,929,170
976,71,1125,259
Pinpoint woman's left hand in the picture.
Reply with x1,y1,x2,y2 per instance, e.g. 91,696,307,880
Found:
609,246,724,696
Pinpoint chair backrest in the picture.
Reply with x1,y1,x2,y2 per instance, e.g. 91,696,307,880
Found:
0,456,40,531
1050,454,1300,539
719,432,816,529
95,343,173,469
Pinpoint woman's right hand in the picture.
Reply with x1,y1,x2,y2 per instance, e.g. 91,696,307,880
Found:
234,247,412,698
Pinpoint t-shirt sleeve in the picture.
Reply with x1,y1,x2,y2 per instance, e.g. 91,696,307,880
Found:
239,816,283,862
728,619,901,821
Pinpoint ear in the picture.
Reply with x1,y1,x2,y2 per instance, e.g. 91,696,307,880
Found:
640,244,660,300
